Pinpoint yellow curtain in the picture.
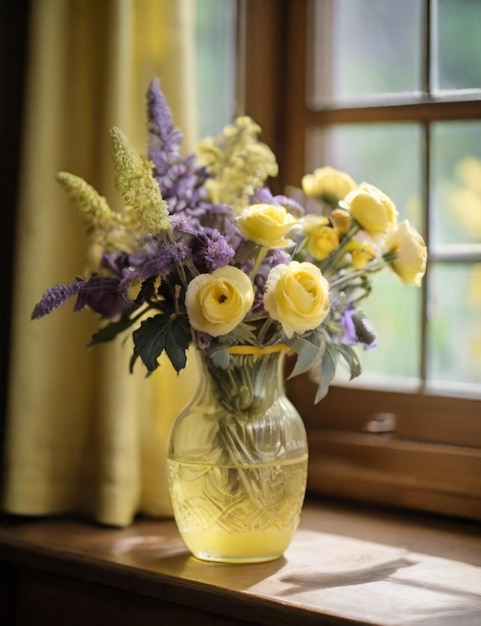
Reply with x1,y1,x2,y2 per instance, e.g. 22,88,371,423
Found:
2,0,198,527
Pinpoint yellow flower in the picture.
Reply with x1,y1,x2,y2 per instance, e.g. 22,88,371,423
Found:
237,204,297,248
126,280,143,301
301,215,339,260
330,208,351,238
198,116,278,214
385,220,427,286
56,171,136,276
185,266,255,337
346,240,377,269
264,261,330,338
56,171,119,228
344,183,398,234
110,127,171,235
302,166,357,203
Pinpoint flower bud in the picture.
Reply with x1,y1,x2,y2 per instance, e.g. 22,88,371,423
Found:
344,183,398,234
237,203,297,248
302,166,357,204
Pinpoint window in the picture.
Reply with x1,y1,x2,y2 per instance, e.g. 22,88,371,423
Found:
196,0,238,136
242,0,481,520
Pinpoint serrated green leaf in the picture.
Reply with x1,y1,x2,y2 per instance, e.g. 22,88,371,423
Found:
166,317,191,371
132,313,191,374
129,350,140,374
132,314,168,372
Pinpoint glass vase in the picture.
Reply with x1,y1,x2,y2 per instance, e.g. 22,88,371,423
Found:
167,347,308,563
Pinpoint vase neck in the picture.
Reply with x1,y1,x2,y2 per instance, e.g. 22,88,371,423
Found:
197,349,287,415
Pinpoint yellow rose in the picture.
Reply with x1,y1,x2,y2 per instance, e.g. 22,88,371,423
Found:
385,220,427,286
344,183,398,234
302,215,339,260
264,261,330,338
237,203,297,248
301,166,357,203
185,266,254,337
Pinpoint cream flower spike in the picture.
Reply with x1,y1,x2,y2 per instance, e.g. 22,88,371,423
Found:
197,115,278,213
109,127,171,236
56,171,120,230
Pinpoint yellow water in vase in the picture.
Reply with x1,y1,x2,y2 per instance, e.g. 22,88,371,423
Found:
168,455,308,563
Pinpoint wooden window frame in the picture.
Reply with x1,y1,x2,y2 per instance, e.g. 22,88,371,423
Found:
241,0,481,521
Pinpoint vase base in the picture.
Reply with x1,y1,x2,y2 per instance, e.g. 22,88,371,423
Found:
178,525,296,565
191,551,284,564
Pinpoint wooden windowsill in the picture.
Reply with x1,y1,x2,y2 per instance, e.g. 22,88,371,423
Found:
1,498,480,625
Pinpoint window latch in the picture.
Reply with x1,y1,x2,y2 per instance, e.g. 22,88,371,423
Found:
364,412,397,434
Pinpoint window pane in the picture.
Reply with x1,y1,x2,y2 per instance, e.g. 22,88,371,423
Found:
196,0,237,136
356,270,422,386
428,262,481,394
433,0,481,92
307,124,423,385
311,0,423,106
431,121,481,247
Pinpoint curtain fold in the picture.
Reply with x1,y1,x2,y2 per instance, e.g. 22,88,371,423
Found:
2,0,198,527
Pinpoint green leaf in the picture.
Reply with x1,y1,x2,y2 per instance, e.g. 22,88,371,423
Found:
218,321,258,346
88,313,137,346
211,349,230,369
287,330,326,379
315,344,338,403
166,316,191,371
336,343,362,380
132,313,191,374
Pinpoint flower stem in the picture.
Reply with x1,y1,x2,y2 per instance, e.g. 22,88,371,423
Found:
320,223,360,276
250,246,268,279
329,258,389,290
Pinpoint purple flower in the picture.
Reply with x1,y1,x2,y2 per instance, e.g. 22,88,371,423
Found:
146,79,242,227
191,227,235,272
31,282,85,319
147,78,183,175
253,187,304,217
120,241,191,288
342,306,377,348
250,249,291,317
74,276,132,318
146,80,209,215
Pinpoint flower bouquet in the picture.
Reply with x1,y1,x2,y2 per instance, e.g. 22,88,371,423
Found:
32,79,427,562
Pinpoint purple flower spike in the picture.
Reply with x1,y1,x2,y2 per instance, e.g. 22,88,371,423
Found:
120,241,191,289
147,78,183,175
31,282,85,319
